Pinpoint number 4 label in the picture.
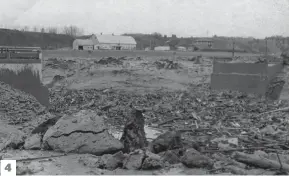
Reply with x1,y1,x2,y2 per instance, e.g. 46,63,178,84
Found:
1,160,16,176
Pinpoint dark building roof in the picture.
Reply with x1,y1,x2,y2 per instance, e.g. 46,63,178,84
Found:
75,34,94,39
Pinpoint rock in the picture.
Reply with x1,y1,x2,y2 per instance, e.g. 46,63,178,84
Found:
31,116,61,135
98,151,127,170
142,151,163,170
24,134,42,150
225,165,248,175
149,131,182,154
0,126,25,150
159,149,185,164
123,149,145,170
181,148,213,168
16,162,43,175
78,155,100,168
42,110,123,155
120,107,148,153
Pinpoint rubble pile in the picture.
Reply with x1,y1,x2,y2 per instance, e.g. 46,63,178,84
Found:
45,58,75,70
153,59,182,69
49,84,289,129
0,82,46,124
95,57,124,65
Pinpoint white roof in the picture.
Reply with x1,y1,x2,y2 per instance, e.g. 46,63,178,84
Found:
96,35,136,45
73,39,94,45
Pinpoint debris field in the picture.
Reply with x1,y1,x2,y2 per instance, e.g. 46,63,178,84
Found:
0,55,289,175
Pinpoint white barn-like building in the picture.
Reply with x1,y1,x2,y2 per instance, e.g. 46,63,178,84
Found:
73,34,137,50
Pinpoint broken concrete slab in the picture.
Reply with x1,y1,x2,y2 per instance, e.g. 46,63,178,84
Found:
24,133,42,150
181,148,213,168
0,126,25,150
159,149,185,164
149,131,183,154
142,151,163,170
98,151,127,170
42,110,123,155
123,149,145,170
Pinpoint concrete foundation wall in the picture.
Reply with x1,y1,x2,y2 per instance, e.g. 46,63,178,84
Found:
211,73,268,94
268,63,283,81
210,61,284,96
213,61,268,75
0,60,49,107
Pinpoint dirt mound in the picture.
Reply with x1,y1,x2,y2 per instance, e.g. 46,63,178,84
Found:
153,59,182,69
45,58,75,70
95,57,123,65
0,81,46,124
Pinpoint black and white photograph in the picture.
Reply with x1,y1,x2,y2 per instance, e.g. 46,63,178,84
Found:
0,0,289,175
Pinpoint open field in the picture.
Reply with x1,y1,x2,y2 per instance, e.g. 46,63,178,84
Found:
43,50,260,59
0,50,289,175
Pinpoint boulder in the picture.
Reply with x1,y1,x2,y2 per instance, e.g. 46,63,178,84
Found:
142,151,163,170
98,151,127,170
78,154,100,168
42,110,123,155
24,133,42,150
160,149,185,164
181,148,213,168
149,131,182,154
31,116,61,135
0,126,25,150
123,149,145,170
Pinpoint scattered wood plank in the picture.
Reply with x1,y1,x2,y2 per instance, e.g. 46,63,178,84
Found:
201,147,268,153
4,153,68,162
158,117,182,126
257,107,289,117
233,151,289,172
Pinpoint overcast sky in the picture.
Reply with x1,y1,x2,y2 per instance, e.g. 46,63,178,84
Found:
0,0,288,38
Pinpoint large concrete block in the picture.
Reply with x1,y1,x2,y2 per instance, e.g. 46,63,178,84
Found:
213,62,268,75
0,59,49,107
268,63,283,81
210,73,268,95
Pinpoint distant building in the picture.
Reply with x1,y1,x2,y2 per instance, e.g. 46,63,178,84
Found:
72,34,136,50
176,46,186,51
145,47,151,51
193,38,214,50
154,46,170,51
95,35,136,50
72,39,94,50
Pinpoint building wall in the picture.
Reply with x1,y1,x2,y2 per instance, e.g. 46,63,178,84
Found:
95,43,136,50
154,46,170,51
73,39,95,50
83,45,94,50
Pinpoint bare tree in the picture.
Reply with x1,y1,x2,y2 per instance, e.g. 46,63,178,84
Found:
40,27,45,33
47,27,58,34
22,26,29,31
62,25,84,37
33,26,38,32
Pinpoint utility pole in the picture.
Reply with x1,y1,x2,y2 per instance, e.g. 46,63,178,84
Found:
232,39,235,57
265,37,268,56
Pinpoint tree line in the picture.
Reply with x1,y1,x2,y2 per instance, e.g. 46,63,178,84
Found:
8,25,84,37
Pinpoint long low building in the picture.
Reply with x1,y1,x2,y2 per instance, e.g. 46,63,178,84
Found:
154,46,170,51
72,34,137,50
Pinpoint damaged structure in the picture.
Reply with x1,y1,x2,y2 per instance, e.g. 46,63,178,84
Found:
0,46,49,107
210,59,284,99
